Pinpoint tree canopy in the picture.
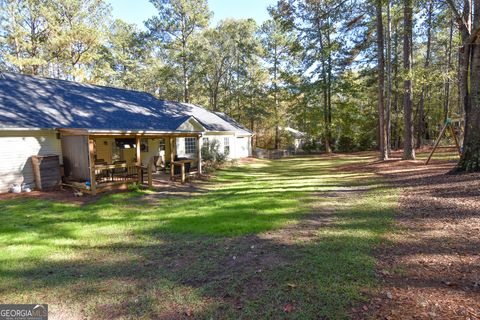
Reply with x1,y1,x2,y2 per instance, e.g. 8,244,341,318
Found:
2,0,479,170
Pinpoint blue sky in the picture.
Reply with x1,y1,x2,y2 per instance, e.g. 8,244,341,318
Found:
108,0,277,28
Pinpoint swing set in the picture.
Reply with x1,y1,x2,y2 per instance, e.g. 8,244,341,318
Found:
425,118,463,165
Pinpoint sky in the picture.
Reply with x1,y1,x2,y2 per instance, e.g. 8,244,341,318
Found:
108,0,277,29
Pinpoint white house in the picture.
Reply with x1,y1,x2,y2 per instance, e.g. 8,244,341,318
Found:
0,72,253,193
281,126,306,152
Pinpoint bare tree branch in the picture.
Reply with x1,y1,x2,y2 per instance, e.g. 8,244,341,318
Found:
445,0,471,34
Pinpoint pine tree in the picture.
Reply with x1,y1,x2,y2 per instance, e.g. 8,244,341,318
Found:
403,0,415,160
146,0,211,103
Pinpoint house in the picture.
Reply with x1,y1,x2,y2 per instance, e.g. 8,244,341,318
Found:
0,72,253,194
281,126,306,152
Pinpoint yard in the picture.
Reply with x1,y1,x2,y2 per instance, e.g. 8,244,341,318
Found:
1,152,477,319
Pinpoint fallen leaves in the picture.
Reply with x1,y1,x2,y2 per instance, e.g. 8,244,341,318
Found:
364,158,480,319
184,309,193,317
283,303,295,313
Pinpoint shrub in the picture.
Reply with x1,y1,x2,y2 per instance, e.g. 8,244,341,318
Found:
336,135,356,152
357,132,376,151
201,139,229,173
128,182,141,192
302,139,318,154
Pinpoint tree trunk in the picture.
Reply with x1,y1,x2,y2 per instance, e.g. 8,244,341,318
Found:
183,66,189,103
392,19,401,150
444,0,480,171
376,0,388,160
315,13,332,153
326,21,333,153
273,47,281,149
416,0,433,148
403,0,415,159
323,80,331,153
386,0,392,153
182,37,190,103
458,0,480,171
444,17,454,121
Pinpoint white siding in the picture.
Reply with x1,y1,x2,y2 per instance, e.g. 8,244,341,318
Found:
202,134,244,159
0,130,62,193
176,118,205,132
175,137,196,158
235,136,251,158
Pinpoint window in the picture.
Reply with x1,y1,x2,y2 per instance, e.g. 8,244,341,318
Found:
141,138,149,152
202,137,209,147
159,138,165,151
185,137,197,154
224,137,230,155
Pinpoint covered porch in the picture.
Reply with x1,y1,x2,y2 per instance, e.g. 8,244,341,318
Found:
59,129,203,195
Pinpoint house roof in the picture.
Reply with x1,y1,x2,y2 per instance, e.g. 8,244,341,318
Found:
281,126,306,138
0,72,252,135
214,112,252,135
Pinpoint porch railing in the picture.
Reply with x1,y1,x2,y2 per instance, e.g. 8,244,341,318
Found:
94,163,139,185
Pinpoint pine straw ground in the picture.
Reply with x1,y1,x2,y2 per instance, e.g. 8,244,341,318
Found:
350,150,480,320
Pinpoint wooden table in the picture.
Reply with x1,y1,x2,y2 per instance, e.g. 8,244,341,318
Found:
171,159,197,184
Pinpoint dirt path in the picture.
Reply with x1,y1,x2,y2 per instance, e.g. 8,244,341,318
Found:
362,159,480,319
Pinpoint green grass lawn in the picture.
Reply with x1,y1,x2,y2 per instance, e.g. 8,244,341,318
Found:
0,154,399,319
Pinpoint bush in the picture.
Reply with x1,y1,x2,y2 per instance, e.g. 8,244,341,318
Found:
336,135,356,152
128,182,142,192
302,139,318,154
357,132,376,151
201,139,229,173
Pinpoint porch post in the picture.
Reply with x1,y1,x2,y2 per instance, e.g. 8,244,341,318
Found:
88,137,97,195
197,135,202,175
147,159,153,188
136,136,142,183
181,163,186,184
170,136,175,180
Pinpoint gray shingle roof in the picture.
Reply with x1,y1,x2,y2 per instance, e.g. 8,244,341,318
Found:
0,72,252,135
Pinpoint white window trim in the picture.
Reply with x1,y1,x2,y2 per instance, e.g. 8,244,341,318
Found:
224,137,230,154
185,137,197,154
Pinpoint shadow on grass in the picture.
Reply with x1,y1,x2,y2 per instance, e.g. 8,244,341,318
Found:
0,154,397,319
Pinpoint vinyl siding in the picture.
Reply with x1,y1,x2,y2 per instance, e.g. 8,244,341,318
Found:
235,136,251,158
141,139,161,165
95,138,113,163
201,133,248,159
0,130,62,192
